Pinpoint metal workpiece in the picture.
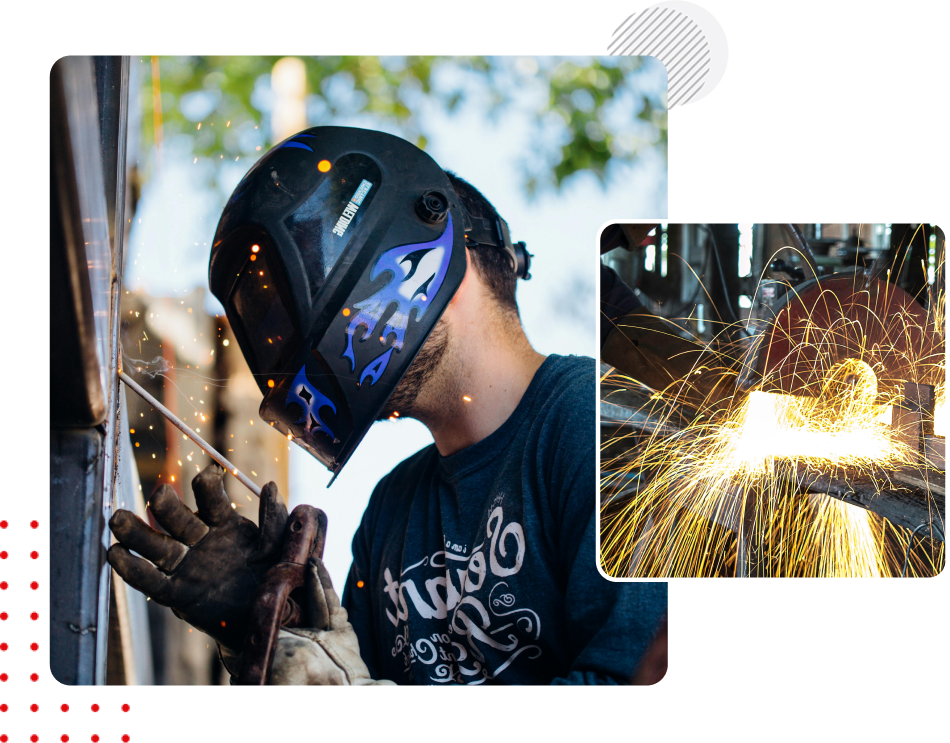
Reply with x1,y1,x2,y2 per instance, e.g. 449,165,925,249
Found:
50,430,105,685
795,465,944,541
50,55,140,684
119,371,262,498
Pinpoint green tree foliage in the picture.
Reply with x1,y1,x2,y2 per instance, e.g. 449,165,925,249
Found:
139,56,666,195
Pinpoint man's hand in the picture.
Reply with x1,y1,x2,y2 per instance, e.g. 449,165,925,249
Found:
269,558,393,685
107,464,288,652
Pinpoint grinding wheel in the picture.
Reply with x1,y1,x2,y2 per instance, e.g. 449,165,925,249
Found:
750,270,941,399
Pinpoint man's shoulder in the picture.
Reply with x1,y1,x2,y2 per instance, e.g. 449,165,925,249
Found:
528,354,596,424
523,355,596,487
367,443,439,508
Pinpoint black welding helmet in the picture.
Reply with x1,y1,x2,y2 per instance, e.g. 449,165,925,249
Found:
210,126,528,477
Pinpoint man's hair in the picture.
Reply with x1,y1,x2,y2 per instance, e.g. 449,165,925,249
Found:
445,172,519,316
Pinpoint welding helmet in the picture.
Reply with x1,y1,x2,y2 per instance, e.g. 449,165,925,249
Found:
210,126,529,476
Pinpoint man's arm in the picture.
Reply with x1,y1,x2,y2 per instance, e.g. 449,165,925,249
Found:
552,514,668,684
550,439,668,685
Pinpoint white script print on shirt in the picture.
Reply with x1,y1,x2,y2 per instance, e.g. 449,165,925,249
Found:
381,505,542,684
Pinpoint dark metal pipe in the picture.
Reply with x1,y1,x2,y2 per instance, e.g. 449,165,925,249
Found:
782,223,819,281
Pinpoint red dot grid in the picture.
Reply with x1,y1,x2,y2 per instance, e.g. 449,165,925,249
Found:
30,521,38,529
30,551,39,559
30,736,37,743
91,737,99,743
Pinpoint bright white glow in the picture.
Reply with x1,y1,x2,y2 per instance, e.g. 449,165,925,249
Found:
660,227,668,277
738,223,753,277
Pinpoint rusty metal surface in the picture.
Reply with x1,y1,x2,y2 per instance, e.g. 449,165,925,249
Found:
237,505,327,685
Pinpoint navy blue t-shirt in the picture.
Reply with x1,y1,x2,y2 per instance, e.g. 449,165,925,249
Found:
341,354,667,684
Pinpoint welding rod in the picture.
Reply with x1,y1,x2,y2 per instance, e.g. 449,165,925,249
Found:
118,370,263,498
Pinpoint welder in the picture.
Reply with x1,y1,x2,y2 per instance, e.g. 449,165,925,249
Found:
108,126,667,685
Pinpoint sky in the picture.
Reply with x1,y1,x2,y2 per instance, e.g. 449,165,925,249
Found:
124,56,668,588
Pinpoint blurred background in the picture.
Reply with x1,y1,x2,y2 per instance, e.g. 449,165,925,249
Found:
602,223,944,343
51,56,667,684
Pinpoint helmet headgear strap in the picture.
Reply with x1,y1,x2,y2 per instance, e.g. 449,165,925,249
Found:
460,206,532,281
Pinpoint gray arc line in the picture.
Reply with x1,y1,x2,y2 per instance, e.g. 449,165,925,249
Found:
610,4,716,108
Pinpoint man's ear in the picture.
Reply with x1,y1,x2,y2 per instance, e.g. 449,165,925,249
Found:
448,247,475,307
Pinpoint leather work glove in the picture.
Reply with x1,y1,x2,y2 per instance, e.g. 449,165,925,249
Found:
107,464,288,652
268,558,394,685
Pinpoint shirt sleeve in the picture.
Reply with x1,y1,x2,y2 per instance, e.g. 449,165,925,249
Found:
601,263,643,346
548,416,668,685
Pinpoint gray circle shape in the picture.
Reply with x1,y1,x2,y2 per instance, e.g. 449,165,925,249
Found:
609,1,728,108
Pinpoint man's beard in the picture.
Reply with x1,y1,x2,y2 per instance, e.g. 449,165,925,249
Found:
377,317,451,421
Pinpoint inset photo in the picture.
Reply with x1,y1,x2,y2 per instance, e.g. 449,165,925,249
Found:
600,223,945,578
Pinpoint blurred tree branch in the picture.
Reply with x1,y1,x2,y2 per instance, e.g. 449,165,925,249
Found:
140,55,666,196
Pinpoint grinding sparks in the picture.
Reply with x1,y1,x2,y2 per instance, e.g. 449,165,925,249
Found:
601,268,945,579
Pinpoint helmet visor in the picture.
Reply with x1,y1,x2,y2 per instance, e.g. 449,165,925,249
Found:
229,247,298,375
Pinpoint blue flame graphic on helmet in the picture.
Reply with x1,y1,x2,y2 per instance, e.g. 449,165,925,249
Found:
285,366,337,441
342,214,454,386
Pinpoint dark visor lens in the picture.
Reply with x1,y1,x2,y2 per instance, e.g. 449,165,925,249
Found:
230,248,296,374
284,153,382,301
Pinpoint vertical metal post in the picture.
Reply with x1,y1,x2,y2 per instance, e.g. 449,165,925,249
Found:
93,55,130,686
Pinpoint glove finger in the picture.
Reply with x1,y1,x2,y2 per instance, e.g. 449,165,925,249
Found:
308,557,348,630
107,544,175,605
149,484,209,546
109,509,188,572
257,482,289,556
305,558,331,631
192,464,236,527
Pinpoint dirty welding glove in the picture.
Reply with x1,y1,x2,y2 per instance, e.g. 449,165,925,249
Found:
107,464,288,653
268,558,394,685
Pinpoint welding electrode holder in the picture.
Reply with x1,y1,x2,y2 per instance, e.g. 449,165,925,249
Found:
236,505,328,685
